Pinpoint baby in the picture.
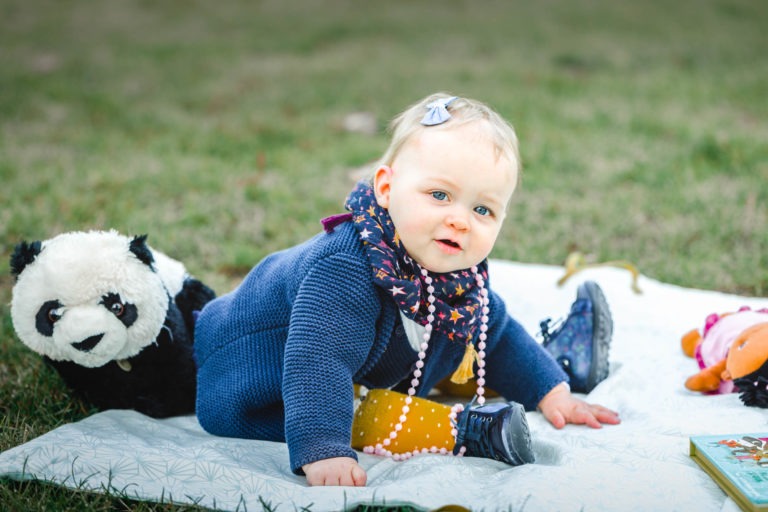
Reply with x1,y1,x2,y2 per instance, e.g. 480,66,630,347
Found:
194,93,620,486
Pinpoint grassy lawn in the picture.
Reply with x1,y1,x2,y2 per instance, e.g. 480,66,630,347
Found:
1,0,766,509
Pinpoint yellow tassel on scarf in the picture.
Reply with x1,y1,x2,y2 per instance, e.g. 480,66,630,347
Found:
450,342,477,384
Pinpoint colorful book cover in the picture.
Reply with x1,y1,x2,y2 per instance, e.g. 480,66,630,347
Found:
690,433,768,512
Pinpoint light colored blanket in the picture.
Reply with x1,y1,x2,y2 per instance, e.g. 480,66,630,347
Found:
1,260,764,511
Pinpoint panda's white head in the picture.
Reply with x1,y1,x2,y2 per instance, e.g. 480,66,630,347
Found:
10,230,170,368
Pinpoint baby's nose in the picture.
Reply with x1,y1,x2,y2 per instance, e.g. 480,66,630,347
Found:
446,212,469,231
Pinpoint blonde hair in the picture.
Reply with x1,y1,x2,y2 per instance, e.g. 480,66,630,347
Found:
378,92,521,181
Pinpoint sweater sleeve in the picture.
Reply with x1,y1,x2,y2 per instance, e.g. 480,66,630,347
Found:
482,289,569,410
282,254,380,474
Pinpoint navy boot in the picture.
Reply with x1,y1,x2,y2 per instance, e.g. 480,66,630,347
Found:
540,281,613,393
453,400,535,466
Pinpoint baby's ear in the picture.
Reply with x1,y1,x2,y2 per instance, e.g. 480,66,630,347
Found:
373,165,393,208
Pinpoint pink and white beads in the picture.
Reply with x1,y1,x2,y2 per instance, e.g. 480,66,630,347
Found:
362,266,488,460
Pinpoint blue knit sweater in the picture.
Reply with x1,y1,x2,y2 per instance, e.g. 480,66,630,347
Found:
194,222,567,474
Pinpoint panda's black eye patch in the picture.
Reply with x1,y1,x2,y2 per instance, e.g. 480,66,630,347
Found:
100,293,138,328
36,300,62,337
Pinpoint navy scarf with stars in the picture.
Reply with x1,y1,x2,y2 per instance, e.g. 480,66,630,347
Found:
335,180,488,343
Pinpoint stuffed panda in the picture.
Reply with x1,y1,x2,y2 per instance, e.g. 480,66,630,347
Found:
9,230,215,418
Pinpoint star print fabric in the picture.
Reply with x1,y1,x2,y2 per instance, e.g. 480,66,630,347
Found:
343,181,488,342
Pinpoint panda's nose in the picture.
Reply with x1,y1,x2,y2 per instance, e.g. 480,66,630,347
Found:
72,333,104,352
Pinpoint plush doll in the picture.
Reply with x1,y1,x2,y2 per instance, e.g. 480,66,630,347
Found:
727,322,768,408
682,307,768,407
9,230,215,418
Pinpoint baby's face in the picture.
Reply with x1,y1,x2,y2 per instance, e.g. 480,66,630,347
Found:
375,120,518,273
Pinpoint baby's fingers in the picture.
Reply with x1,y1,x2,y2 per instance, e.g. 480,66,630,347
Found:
351,464,367,486
571,406,604,429
542,408,567,429
591,405,621,425
573,404,621,428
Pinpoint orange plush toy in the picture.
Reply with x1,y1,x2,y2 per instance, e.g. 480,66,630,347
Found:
728,322,768,408
682,307,768,407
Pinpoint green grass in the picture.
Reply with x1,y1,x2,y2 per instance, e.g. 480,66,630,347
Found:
1,0,767,509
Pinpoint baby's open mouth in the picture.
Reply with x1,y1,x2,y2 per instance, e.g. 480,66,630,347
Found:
438,239,461,249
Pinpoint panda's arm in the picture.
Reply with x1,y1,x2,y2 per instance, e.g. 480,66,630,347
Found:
174,278,216,335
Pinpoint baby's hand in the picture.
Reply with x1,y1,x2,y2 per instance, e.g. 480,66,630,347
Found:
302,456,367,486
537,383,621,429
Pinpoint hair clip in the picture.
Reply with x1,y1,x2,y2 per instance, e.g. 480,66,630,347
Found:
420,96,458,126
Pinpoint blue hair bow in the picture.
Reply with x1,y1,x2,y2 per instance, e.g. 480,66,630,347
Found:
420,96,458,126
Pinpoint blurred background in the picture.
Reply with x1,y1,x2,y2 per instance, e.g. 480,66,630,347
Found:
1,0,766,508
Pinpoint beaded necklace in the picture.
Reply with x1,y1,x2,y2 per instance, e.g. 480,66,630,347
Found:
362,265,489,460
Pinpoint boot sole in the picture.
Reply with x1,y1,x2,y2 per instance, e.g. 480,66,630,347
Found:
582,281,613,392
501,402,535,465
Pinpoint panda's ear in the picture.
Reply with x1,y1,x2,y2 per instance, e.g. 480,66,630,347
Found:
129,234,155,268
10,240,43,277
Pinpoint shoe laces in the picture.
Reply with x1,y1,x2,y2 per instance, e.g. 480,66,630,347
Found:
538,317,563,344
454,399,501,460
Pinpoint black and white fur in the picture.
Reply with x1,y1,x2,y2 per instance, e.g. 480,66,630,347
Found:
10,230,215,418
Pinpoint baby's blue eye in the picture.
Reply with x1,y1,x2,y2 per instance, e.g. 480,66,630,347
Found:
431,191,448,201
474,205,491,216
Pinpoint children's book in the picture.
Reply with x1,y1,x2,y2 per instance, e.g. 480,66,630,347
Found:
690,433,768,512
